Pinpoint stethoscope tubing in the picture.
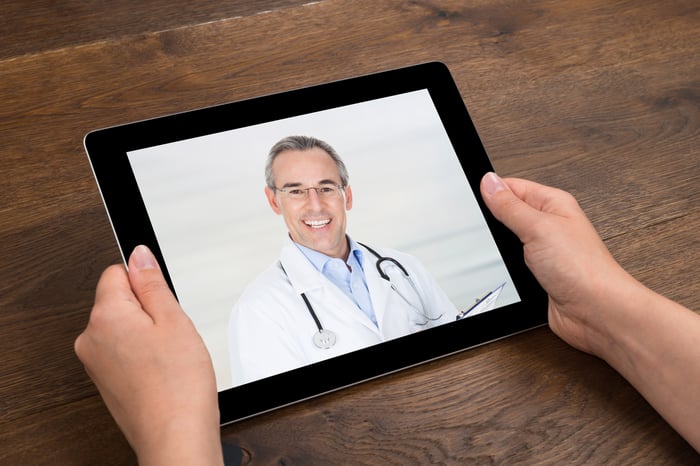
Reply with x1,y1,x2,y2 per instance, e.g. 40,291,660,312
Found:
300,292,323,332
283,242,443,349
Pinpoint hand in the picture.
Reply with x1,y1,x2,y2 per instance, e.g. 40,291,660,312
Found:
481,173,700,451
479,173,633,356
74,246,223,466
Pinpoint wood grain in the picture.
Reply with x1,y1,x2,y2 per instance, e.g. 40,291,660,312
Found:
0,0,313,59
0,0,698,463
226,330,693,464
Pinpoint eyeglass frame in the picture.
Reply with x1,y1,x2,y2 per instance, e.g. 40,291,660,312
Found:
273,182,347,200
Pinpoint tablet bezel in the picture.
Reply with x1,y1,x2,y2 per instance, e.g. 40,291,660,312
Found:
85,62,547,424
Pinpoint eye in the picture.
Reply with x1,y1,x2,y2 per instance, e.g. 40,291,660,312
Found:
318,186,335,194
288,188,305,196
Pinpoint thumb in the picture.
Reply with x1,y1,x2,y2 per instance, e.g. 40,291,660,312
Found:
127,245,181,322
480,172,543,243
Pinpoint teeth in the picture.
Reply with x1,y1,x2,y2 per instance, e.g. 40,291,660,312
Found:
305,219,330,228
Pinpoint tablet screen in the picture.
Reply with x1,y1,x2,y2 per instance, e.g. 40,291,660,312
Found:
85,62,546,423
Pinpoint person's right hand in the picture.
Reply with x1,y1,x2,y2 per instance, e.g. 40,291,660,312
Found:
481,172,700,452
479,172,634,357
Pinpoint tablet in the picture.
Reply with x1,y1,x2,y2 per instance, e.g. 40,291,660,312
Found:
84,62,547,425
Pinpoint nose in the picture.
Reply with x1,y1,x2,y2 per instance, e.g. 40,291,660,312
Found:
305,187,323,208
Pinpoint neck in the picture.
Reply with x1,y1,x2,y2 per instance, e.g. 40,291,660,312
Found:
291,235,351,262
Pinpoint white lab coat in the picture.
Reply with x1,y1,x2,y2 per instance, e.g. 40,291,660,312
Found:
228,238,458,386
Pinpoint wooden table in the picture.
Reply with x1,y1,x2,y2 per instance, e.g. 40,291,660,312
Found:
1,0,698,463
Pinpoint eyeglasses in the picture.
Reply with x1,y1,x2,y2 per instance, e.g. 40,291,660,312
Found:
275,184,345,200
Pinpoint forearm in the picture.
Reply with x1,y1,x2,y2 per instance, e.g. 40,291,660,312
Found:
592,276,700,452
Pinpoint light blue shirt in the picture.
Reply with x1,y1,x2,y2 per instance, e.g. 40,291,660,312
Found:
295,237,378,326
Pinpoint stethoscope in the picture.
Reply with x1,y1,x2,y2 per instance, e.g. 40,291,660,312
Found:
284,243,444,349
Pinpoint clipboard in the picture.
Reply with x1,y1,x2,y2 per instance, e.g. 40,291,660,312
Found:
457,283,507,319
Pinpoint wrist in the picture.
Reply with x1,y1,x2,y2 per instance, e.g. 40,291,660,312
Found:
136,407,223,466
549,259,644,361
583,270,670,374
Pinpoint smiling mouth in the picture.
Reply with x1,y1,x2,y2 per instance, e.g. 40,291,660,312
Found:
304,219,331,229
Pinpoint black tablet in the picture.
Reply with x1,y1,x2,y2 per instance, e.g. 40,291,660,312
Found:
84,62,547,424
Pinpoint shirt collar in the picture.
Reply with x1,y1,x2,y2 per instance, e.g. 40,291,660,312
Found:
294,236,364,272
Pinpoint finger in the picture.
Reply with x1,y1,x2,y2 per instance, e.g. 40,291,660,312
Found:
88,263,142,329
127,245,182,323
94,263,134,306
480,172,547,242
501,177,582,217
76,264,137,361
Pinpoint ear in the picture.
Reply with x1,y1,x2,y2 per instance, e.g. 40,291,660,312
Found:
345,185,353,211
265,186,282,215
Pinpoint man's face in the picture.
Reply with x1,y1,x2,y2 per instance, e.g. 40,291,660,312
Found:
264,147,353,260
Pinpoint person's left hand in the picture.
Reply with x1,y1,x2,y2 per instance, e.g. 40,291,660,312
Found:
75,245,223,466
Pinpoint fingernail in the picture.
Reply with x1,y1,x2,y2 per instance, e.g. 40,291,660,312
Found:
131,245,157,270
482,172,507,196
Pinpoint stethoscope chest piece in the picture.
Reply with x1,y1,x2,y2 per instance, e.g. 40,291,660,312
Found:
285,243,439,351
313,329,337,349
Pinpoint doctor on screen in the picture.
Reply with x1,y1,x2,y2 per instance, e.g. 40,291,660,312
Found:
228,136,459,385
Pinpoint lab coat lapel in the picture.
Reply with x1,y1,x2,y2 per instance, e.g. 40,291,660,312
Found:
361,247,393,329
279,240,323,295
279,239,383,335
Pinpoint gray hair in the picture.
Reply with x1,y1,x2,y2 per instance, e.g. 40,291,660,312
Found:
265,136,349,189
